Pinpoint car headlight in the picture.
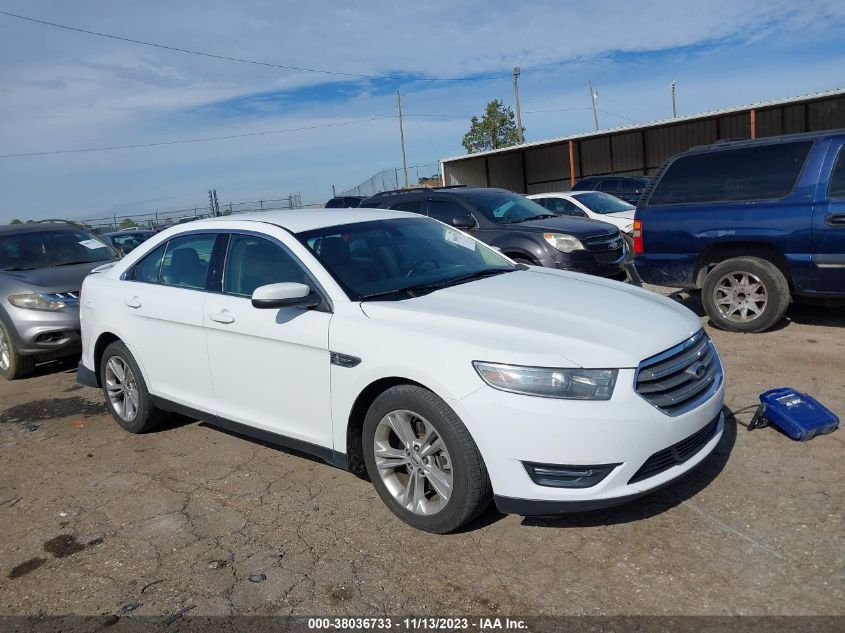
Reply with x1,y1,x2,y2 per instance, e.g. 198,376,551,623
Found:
543,233,583,253
473,362,617,400
8,293,67,311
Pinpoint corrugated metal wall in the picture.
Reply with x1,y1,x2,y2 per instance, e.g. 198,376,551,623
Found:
443,93,845,191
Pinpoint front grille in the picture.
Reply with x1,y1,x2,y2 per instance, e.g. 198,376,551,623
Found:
44,291,80,305
628,415,720,484
584,233,625,264
635,330,722,416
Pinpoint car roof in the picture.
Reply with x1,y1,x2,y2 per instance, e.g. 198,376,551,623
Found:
527,191,582,198
686,128,845,154
191,208,415,233
103,229,154,236
0,222,84,235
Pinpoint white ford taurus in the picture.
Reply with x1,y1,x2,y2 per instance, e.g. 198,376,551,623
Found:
78,208,725,533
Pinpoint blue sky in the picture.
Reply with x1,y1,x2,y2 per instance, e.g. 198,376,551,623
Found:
1,0,845,223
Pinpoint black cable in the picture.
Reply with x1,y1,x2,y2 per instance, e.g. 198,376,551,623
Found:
0,10,509,82
0,116,397,158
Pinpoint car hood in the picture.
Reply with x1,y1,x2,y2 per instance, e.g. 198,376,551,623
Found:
360,269,701,368
510,216,618,238
0,261,113,291
602,209,635,221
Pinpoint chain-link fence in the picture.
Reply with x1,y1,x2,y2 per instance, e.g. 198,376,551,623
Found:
340,163,441,198
74,193,303,232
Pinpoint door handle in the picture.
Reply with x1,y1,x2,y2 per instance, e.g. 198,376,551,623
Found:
124,297,142,309
209,311,235,324
826,213,845,227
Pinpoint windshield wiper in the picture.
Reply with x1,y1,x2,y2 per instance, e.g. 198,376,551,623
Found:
50,260,98,267
503,213,556,224
359,269,513,302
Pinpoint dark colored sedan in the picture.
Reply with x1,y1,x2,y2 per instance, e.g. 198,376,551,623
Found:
102,229,156,254
573,176,649,205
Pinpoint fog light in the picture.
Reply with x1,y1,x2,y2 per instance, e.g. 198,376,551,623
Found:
523,461,619,488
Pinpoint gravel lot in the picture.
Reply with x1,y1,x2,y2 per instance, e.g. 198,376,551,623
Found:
0,289,843,618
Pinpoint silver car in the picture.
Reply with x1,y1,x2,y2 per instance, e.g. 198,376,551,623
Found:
0,223,117,379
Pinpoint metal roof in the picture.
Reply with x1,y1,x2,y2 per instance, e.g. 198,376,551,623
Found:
440,87,845,164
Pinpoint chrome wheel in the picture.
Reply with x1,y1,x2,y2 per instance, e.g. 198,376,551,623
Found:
104,356,139,422
713,271,768,323
0,328,9,371
373,409,453,516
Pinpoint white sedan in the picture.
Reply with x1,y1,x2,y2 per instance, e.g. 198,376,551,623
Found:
527,191,636,237
78,209,724,533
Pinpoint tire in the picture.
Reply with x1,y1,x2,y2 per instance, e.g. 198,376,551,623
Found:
99,341,168,433
0,320,36,380
701,257,790,333
362,385,492,533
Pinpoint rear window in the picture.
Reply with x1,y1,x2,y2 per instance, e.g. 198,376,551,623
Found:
648,141,812,205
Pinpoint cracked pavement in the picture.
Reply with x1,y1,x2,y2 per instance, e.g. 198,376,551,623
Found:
0,296,843,617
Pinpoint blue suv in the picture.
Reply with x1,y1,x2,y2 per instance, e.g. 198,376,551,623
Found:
634,130,845,332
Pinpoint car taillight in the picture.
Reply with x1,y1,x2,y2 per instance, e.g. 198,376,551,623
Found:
632,219,643,254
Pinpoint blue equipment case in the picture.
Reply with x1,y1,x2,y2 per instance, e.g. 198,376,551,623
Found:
748,388,839,441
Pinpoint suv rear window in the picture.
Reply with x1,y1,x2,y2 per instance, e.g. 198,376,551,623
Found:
648,141,812,205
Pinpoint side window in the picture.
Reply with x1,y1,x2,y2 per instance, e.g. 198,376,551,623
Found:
561,200,586,216
650,141,813,205
600,177,621,193
428,200,466,223
618,179,641,195
829,149,845,198
223,235,308,297
392,201,425,214
159,233,217,289
131,243,166,283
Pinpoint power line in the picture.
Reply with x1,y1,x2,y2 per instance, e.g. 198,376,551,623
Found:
0,10,509,82
0,116,397,158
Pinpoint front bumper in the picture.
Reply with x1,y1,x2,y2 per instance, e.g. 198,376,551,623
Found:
2,305,82,356
552,248,627,280
452,369,725,513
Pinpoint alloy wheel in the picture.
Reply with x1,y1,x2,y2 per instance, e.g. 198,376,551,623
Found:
713,271,768,323
104,356,139,422
373,409,453,516
0,328,9,371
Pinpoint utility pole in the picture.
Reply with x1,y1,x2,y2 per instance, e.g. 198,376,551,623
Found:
588,81,599,131
397,91,409,189
512,67,524,143
670,80,677,118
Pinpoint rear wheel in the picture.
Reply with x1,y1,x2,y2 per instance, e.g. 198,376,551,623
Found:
100,341,167,433
0,321,36,380
363,385,491,533
701,257,790,333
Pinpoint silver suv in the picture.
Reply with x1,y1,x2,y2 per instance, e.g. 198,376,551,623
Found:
0,222,117,379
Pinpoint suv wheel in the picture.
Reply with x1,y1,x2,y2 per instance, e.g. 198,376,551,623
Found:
100,341,168,433
362,385,491,533
0,321,36,380
702,257,790,333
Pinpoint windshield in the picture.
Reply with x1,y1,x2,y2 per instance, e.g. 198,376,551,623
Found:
573,192,635,214
0,229,117,271
464,192,555,224
297,217,516,300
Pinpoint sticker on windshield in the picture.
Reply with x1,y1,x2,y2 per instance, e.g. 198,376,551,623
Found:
79,239,105,250
444,228,476,251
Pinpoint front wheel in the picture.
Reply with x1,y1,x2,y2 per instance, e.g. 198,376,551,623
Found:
362,385,491,533
701,257,790,333
0,321,36,380
100,341,168,433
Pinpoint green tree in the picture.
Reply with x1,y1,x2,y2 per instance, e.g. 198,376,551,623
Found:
10,218,23,224
462,100,524,154
118,218,138,229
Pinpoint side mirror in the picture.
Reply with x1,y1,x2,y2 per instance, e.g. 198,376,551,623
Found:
119,244,134,255
450,214,475,229
252,282,321,309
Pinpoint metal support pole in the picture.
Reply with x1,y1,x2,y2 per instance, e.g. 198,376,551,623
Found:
588,81,599,131
670,80,677,118
568,140,576,189
512,67,524,143
397,91,409,188
750,108,757,139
